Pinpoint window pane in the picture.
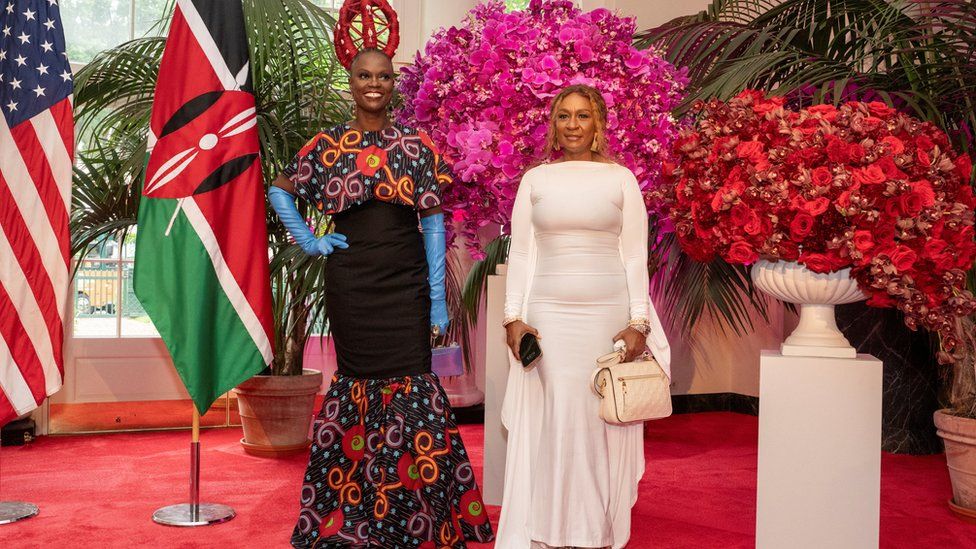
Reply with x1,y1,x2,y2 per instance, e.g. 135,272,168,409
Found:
120,228,160,337
134,0,171,39
74,245,122,337
61,0,133,64
311,0,342,10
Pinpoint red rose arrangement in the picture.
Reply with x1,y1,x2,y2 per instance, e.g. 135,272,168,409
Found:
657,90,976,362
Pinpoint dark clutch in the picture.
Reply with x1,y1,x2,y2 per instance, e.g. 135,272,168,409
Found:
519,333,542,369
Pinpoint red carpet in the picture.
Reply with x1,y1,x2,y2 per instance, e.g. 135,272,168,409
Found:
1,412,972,548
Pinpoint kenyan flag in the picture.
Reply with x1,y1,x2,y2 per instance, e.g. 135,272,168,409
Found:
134,0,273,414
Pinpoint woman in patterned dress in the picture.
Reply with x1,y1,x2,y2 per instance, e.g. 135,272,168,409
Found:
269,48,494,548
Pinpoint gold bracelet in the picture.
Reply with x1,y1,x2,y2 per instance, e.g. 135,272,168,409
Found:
502,316,523,327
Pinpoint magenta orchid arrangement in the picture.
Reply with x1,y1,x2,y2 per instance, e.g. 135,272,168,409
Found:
396,0,688,257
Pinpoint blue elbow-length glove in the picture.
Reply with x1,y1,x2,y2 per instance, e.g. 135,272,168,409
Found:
268,186,348,256
421,213,449,335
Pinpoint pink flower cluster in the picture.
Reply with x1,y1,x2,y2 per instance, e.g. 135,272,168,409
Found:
396,0,687,257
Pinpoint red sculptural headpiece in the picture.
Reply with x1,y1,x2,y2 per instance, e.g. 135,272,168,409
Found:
333,0,400,70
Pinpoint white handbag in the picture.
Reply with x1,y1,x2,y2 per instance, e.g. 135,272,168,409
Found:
591,347,672,424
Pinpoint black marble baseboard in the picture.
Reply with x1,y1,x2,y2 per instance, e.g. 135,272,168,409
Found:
837,302,944,455
452,403,485,425
671,393,759,416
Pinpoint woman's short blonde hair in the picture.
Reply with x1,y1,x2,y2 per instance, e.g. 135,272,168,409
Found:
544,84,609,157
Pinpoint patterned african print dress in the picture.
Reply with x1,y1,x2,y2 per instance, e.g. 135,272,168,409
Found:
283,124,494,548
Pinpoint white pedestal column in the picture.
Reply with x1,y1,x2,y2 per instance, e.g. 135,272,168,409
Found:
756,350,883,549
483,266,509,506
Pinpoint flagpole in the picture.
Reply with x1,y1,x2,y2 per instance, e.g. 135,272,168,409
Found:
0,429,39,525
152,407,235,527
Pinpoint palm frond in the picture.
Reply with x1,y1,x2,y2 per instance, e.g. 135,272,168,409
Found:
461,235,511,326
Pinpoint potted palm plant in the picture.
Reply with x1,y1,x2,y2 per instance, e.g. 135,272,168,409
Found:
640,0,976,515
71,0,348,456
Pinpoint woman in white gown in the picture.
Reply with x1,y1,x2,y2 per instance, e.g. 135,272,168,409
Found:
496,85,671,549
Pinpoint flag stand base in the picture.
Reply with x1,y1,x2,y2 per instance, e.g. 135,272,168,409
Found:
152,503,235,527
153,410,234,527
0,502,39,525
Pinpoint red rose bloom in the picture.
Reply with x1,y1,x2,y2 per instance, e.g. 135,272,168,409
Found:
341,424,366,461
726,241,758,264
826,137,850,163
811,167,832,187
853,231,875,253
861,116,884,131
778,239,800,261
319,508,344,537
356,145,388,177
889,246,918,272
867,101,894,117
736,141,765,162
881,136,905,155
837,190,853,209
898,191,926,216
875,157,903,179
932,253,956,272
800,251,845,273
916,149,932,168
731,206,762,236
847,143,866,163
807,104,838,116
790,213,815,239
911,180,936,208
852,165,886,185
802,197,831,216
923,239,948,257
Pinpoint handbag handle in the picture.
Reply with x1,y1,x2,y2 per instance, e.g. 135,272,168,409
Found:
591,366,611,397
596,350,624,365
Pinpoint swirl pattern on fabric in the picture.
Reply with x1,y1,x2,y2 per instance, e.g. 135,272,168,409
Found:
283,124,450,215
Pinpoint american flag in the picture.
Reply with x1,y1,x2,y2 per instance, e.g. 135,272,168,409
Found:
0,0,73,426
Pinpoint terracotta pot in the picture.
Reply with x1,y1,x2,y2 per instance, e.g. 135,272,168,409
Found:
934,409,976,521
234,369,323,458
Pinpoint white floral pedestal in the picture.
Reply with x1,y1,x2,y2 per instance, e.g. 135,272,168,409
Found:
750,259,866,358
752,260,883,549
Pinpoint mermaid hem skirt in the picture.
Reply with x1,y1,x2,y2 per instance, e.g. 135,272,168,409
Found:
291,373,494,548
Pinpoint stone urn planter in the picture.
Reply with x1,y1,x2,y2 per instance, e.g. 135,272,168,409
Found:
234,368,323,458
750,259,867,358
934,409,976,522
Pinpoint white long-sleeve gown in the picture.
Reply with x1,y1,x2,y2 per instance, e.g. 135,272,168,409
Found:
496,161,671,549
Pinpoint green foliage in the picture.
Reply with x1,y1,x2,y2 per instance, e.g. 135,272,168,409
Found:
637,0,976,154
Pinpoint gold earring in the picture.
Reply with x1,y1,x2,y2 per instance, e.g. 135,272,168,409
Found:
591,137,600,152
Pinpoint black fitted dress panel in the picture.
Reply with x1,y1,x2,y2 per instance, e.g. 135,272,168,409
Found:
326,200,431,378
